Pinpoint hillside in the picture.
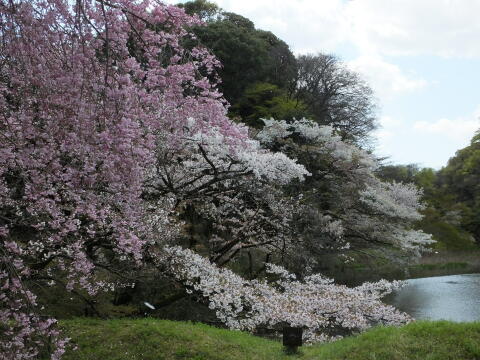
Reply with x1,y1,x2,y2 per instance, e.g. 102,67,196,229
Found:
58,319,480,360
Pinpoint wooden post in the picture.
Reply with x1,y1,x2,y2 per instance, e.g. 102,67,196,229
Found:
283,326,303,354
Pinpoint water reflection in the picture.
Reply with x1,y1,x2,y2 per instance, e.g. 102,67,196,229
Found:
384,274,480,322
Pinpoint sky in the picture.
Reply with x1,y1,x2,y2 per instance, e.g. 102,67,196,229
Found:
167,0,480,169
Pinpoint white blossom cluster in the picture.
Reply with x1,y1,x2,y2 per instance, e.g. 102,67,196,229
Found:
198,185,299,265
161,246,412,343
186,119,310,185
257,118,331,144
239,150,309,185
257,118,376,171
143,195,181,246
389,229,436,256
360,180,424,221
256,117,434,256
144,117,308,265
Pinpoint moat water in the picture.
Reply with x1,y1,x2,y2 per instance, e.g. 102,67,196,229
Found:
385,273,480,321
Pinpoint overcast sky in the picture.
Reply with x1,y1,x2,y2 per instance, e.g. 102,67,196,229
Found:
168,0,480,169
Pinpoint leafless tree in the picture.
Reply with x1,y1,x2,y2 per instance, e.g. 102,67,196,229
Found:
291,53,378,144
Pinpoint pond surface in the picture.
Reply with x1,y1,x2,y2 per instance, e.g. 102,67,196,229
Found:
385,273,480,322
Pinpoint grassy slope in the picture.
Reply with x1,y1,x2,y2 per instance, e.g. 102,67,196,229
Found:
59,319,480,360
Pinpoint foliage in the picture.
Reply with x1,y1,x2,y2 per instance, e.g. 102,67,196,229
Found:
177,0,220,22
378,129,480,250
377,164,421,185
417,211,476,251
439,131,480,242
230,82,311,128
59,319,480,360
181,3,377,146
189,12,297,104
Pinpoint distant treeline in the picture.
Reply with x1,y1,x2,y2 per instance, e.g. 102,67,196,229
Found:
377,131,480,251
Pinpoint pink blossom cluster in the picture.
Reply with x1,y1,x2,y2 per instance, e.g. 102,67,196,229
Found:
0,242,67,359
0,0,252,357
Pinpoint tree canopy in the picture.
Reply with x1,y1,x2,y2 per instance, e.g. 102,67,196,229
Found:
179,1,297,105
0,1,433,358
439,130,480,242
177,0,220,21
180,1,377,145
230,82,311,127
291,54,378,144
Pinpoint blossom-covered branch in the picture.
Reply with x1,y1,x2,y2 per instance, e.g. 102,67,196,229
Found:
161,246,412,343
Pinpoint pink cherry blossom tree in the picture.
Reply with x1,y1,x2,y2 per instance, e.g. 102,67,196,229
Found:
0,0,254,357
0,0,307,357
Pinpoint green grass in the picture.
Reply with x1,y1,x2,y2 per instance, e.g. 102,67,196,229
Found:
409,262,469,271
305,321,480,360
58,318,480,360
59,318,286,360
